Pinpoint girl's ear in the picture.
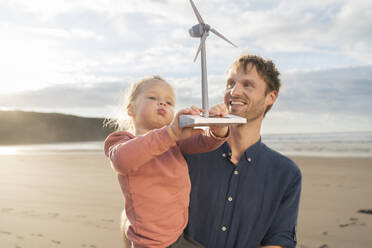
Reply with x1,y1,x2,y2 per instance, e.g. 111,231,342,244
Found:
127,103,135,117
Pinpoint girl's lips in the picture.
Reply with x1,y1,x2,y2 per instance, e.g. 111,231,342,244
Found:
157,109,166,116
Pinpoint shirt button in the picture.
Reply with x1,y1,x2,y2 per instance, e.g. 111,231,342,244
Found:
234,170,239,175
222,153,226,157
221,226,227,231
247,157,252,162
228,196,233,202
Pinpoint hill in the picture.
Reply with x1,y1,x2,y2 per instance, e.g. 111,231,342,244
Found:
0,111,115,145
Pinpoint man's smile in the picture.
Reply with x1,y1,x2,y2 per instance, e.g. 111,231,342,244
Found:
230,101,246,106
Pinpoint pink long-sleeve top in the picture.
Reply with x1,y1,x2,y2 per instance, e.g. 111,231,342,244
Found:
104,126,227,248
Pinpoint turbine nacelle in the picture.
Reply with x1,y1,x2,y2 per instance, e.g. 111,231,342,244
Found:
189,24,210,38
188,0,237,62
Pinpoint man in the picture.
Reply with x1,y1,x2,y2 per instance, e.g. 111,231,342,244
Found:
184,54,302,248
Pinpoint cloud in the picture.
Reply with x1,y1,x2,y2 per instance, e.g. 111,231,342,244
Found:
277,65,372,115
1,66,371,132
262,111,372,134
1,0,371,133
2,0,371,94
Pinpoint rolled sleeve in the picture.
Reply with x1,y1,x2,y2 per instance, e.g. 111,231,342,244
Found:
261,172,302,248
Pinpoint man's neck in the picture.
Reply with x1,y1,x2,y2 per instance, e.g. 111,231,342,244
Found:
228,119,262,164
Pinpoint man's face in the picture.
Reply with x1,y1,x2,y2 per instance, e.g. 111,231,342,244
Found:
224,64,277,121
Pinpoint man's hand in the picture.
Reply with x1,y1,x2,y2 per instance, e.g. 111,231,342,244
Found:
209,103,229,138
166,106,204,142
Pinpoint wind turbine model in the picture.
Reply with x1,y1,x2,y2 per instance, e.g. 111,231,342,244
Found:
179,0,247,127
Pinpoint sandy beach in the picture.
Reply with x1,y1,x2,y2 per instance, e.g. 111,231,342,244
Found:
0,153,371,248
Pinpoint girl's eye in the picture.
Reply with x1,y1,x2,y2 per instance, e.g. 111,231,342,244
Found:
166,101,173,106
148,96,156,100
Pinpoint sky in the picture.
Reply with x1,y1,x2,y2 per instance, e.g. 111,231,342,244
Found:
0,0,371,134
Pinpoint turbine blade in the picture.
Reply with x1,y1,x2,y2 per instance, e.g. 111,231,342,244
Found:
193,31,208,62
189,0,205,24
210,28,238,48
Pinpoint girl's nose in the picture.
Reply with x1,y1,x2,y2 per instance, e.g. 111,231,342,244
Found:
159,100,166,107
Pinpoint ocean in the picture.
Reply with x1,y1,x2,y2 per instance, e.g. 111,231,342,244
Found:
0,132,371,157
261,131,372,157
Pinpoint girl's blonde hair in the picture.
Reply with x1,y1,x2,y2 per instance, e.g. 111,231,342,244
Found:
104,75,170,132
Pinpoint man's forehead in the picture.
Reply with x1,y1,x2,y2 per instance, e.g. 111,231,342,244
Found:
227,63,258,77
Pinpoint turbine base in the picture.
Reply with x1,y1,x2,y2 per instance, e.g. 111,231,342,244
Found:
179,114,246,128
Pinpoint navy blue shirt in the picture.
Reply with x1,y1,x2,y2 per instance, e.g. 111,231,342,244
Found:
184,140,301,248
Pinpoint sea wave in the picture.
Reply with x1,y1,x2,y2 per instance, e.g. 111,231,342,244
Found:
1,132,371,157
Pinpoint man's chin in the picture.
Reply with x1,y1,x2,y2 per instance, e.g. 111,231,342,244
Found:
229,109,246,118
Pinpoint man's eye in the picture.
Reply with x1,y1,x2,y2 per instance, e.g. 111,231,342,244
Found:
243,82,251,87
227,81,235,89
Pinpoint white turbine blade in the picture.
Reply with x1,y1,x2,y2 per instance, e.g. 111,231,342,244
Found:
193,31,208,62
189,0,205,24
210,28,238,48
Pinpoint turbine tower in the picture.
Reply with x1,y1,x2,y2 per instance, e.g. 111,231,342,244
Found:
189,0,237,117
178,0,246,127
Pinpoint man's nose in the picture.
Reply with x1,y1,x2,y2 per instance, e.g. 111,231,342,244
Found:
230,83,243,96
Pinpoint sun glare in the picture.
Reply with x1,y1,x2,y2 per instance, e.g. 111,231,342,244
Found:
0,25,62,94
0,146,19,155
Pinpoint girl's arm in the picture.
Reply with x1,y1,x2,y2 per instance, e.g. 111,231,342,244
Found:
176,104,230,154
104,127,176,175
177,128,228,154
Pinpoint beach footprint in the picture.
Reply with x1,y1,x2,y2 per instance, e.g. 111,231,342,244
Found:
101,218,115,223
296,245,310,248
51,240,61,245
1,208,14,213
339,223,356,227
22,210,39,217
48,212,60,218
31,233,44,237
358,209,372,215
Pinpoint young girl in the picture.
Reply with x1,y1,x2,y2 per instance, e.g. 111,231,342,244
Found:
104,76,228,248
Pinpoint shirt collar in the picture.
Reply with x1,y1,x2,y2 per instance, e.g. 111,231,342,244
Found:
243,137,262,165
221,137,262,165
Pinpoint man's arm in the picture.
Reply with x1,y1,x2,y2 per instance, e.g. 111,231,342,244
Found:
261,169,302,248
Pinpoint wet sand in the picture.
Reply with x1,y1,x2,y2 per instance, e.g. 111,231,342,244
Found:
0,153,371,248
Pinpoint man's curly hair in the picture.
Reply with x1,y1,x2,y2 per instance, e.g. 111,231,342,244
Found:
229,54,281,115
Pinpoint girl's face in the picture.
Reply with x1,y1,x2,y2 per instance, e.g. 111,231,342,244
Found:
129,80,175,134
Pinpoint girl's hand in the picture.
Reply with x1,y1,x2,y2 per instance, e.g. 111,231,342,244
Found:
167,106,204,142
209,103,229,138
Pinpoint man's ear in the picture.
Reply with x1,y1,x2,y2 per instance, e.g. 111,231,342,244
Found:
265,90,278,107
127,103,135,117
